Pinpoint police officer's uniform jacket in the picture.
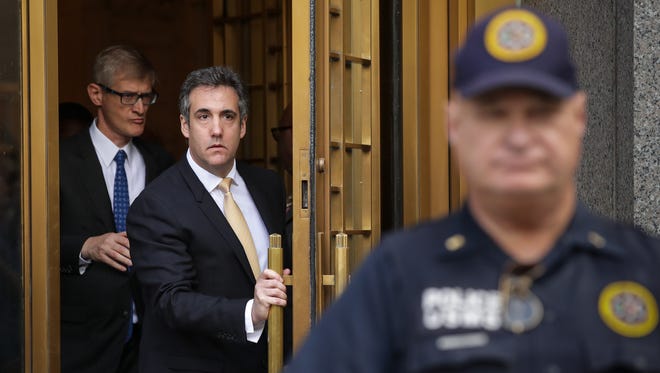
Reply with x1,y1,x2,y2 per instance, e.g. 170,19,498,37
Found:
285,203,660,373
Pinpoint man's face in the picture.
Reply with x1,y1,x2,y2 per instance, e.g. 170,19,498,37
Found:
180,85,246,178
448,88,586,199
89,76,154,146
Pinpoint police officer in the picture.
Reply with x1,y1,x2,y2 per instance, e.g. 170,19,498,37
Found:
284,6,660,373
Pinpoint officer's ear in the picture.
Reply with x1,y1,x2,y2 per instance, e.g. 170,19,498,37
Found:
446,94,462,146
570,91,587,140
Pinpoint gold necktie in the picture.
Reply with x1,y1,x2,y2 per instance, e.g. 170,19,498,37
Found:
219,177,261,279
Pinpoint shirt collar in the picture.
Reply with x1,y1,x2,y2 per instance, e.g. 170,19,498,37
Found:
185,149,239,193
89,119,137,167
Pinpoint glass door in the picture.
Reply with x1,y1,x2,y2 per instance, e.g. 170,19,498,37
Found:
4,0,61,371
0,0,23,369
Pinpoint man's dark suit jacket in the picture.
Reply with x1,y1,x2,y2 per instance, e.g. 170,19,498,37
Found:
126,158,287,373
59,130,172,373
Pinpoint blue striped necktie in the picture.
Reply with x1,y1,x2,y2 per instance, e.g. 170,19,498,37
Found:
113,150,129,232
113,149,134,341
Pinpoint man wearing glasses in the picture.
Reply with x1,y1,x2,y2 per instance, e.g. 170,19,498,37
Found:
59,45,172,373
285,6,660,373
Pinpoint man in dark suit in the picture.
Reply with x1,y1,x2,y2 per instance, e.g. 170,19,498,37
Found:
60,45,172,373
127,66,289,373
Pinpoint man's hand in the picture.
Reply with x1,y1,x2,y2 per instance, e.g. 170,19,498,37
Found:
252,268,290,325
80,232,132,272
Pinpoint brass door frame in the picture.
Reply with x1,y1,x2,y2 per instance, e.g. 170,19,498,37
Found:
290,0,382,352
402,0,463,224
314,0,381,312
290,0,313,351
402,0,516,219
22,0,60,371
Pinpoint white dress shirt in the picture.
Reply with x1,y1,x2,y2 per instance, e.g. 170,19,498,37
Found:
90,120,146,206
79,121,146,273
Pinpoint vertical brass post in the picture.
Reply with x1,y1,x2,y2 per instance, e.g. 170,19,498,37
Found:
268,234,284,373
334,233,349,298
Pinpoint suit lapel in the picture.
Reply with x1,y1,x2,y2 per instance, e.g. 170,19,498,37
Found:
133,138,158,183
176,160,256,283
75,132,115,230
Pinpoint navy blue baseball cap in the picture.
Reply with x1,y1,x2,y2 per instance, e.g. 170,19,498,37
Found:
453,6,579,98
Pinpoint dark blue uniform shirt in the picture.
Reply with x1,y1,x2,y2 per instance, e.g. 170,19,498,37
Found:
286,204,660,373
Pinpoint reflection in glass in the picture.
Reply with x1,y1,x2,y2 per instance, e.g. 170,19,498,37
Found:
0,0,23,371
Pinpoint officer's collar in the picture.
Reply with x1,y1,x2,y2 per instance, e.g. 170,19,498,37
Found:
553,202,626,258
456,202,626,267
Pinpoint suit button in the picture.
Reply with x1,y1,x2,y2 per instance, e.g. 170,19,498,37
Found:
122,310,129,317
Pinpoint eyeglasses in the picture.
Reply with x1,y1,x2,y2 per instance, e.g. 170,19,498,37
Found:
97,83,159,106
270,125,292,142
499,263,545,334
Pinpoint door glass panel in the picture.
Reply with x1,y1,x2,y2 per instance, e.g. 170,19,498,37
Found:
0,0,23,371
318,0,379,311
212,0,286,170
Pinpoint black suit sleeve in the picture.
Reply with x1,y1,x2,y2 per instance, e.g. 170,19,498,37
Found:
127,190,248,341
59,134,114,274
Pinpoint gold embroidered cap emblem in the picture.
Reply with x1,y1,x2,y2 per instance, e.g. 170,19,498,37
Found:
598,281,658,338
484,9,547,62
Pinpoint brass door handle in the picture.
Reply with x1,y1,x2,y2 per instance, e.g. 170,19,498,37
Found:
321,233,349,298
333,233,349,298
268,234,284,373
